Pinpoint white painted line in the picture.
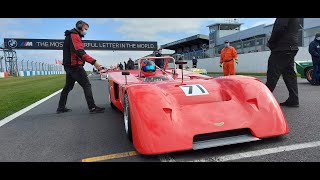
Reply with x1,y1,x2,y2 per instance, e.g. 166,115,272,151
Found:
187,140,320,162
158,154,176,162
0,73,93,127
0,89,63,127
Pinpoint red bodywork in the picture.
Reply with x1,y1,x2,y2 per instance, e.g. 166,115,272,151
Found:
108,56,289,155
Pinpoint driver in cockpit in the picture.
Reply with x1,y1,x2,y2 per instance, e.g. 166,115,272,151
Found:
141,60,171,82
141,60,157,77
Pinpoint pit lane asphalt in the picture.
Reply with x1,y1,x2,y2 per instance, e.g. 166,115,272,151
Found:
0,74,319,162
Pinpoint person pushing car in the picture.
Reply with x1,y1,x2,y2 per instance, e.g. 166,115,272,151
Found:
56,20,105,114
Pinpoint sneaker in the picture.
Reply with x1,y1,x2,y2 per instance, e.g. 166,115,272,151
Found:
311,81,319,86
279,101,299,107
56,107,72,114
89,106,105,113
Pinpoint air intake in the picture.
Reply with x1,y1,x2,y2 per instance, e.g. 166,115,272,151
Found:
193,129,260,150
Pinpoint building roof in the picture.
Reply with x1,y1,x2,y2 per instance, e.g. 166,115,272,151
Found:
216,24,272,45
161,34,209,50
206,22,243,27
143,53,173,57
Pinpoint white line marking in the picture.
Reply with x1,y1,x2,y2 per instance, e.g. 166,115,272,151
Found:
187,140,320,162
158,154,176,162
0,73,93,127
0,89,63,127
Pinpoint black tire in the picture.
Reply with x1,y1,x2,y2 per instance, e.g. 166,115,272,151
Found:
305,67,313,84
123,93,133,142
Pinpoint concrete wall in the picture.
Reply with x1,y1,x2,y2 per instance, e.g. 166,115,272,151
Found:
192,46,311,73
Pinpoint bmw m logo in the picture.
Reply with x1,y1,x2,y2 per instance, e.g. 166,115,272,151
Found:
20,41,33,47
7,39,17,48
214,122,224,126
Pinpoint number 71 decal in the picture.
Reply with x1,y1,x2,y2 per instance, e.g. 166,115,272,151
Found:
180,84,209,96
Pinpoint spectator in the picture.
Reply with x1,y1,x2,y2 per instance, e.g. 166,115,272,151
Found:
127,58,134,70
119,62,124,70
154,48,164,69
192,56,198,68
265,18,300,107
178,56,183,69
308,32,320,85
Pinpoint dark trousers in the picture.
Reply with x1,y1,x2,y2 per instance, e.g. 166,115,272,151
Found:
58,66,96,109
266,50,299,103
312,61,320,84
193,63,197,68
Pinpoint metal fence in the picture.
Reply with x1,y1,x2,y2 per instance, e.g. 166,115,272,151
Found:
17,59,63,72
209,36,270,57
0,58,64,77
171,37,271,61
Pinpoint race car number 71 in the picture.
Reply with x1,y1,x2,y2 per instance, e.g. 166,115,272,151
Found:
180,84,209,96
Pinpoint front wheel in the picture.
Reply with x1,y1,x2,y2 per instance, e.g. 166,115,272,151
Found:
123,93,133,142
305,67,314,84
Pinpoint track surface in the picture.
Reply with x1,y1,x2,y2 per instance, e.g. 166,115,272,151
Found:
0,74,319,162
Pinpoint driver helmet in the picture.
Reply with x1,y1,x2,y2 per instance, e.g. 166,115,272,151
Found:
141,60,156,77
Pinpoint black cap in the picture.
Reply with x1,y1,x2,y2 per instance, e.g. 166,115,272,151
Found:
224,40,230,43
316,33,320,38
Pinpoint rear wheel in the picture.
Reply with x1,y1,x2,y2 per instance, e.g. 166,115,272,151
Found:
305,67,313,84
123,93,133,142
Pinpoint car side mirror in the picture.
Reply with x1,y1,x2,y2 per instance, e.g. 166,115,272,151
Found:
122,72,130,85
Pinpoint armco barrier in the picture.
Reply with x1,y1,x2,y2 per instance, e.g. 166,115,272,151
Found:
0,72,4,78
19,71,24,77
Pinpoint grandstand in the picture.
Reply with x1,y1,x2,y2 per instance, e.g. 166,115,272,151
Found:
160,34,209,60
161,18,319,59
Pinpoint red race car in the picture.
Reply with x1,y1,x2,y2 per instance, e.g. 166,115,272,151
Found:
108,56,289,155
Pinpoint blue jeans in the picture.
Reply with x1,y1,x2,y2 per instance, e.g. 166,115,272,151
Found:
312,63,320,84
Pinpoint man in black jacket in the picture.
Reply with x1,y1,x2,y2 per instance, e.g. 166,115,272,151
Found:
154,48,164,69
265,18,301,107
308,32,320,85
57,20,105,114
192,56,198,68
119,62,124,70
127,58,134,70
